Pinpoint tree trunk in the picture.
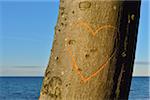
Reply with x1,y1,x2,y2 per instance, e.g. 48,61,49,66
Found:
39,0,140,100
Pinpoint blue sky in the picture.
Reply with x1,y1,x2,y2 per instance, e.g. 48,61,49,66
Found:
0,0,149,76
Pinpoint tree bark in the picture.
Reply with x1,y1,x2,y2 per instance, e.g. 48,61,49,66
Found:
39,0,140,100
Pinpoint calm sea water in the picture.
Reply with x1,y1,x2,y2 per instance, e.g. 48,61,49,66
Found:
0,77,149,100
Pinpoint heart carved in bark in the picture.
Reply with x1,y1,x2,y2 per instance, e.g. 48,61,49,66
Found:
67,21,118,83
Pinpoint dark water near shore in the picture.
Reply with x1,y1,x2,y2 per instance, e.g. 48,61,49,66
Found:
0,77,149,100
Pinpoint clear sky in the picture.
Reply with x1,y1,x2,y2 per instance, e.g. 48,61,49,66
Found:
0,0,149,76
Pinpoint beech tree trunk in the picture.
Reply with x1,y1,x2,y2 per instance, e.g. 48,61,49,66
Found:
39,0,141,100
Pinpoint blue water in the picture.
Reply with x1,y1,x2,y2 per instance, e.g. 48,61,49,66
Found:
129,77,149,100
0,77,149,100
0,77,42,100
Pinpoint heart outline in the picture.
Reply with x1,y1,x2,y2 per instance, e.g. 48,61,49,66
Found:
67,20,118,83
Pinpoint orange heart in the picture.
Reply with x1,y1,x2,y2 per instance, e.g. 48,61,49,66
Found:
67,20,118,83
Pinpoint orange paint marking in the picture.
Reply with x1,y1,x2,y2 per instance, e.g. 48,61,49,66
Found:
67,20,119,83
73,21,117,36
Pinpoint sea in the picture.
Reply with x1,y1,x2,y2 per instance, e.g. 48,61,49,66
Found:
0,77,149,100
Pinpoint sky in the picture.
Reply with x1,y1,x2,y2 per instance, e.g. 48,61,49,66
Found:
0,0,149,76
